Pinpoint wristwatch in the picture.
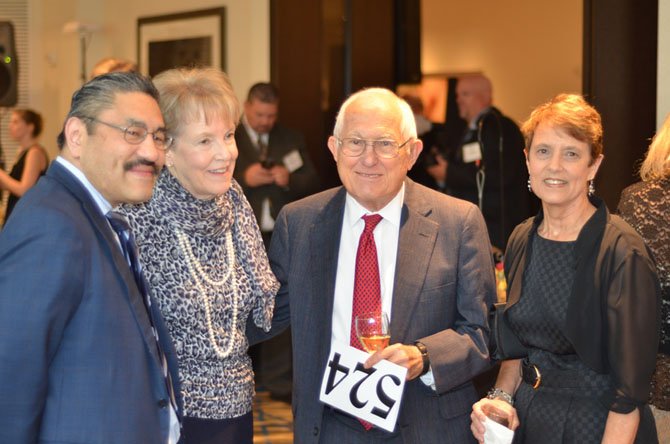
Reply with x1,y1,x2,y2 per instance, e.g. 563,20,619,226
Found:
414,341,430,376
487,388,514,406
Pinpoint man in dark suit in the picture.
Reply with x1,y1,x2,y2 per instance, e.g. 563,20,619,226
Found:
0,72,182,443
234,82,320,247
235,82,319,402
402,94,450,192
269,88,495,443
428,74,532,252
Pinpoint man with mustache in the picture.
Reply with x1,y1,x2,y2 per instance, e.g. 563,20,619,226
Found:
0,72,182,444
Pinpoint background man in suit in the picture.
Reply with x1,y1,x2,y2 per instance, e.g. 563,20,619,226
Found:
269,88,496,443
0,72,181,444
402,94,449,192
235,82,319,402
428,74,532,252
234,82,320,247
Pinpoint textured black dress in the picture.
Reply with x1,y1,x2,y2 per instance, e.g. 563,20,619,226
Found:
618,178,670,410
508,234,612,443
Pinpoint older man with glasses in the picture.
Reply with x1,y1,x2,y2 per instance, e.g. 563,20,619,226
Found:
0,71,181,444
269,87,496,444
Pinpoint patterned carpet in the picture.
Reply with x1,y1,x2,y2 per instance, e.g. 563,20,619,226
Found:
253,389,293,443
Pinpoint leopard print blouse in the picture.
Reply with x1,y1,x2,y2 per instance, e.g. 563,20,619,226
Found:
122,169,279,419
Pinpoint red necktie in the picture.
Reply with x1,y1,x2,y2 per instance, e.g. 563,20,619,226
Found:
350,214,383,431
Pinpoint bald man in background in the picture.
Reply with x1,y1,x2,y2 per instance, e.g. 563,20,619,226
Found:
428,74,532,252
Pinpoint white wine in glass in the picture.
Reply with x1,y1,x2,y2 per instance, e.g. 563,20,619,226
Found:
355,312,390,352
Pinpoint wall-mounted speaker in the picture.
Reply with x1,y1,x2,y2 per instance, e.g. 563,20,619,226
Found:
0,21,18,107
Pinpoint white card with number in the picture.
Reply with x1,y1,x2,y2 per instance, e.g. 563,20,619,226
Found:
319,341,407,432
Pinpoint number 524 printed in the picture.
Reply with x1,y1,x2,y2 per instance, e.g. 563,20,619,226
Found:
319,341,407,432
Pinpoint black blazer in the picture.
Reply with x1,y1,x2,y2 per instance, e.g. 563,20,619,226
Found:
234,122,320,224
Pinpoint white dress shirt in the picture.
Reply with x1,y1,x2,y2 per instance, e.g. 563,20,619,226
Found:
330,183,435,388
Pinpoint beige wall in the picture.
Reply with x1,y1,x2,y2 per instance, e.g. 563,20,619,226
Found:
20,0,670,158
421,0,583,125
28,0,270,159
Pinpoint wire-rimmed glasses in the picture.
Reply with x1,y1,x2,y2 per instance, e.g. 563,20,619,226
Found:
87,117,173,150
337,137,412,159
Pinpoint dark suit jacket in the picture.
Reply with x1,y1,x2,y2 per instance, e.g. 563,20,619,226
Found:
269,179,496,444
234,122,320,224
0,161,182,444
446,107,533,250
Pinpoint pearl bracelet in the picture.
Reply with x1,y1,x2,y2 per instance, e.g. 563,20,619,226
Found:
486,388,514,406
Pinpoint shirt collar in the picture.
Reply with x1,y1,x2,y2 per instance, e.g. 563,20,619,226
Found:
344,183,405,229
469,106,493,129
241,114,266,145
55,156,113,215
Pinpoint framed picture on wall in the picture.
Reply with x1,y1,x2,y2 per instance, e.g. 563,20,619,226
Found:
137,7,226,77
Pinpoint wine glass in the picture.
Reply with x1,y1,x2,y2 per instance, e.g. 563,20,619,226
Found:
355,311,390,353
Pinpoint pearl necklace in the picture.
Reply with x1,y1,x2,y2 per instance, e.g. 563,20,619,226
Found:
176,229,239,359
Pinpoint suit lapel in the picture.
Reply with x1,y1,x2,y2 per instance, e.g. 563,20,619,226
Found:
309,188,346,361
48,162,163,366
390,180,438,343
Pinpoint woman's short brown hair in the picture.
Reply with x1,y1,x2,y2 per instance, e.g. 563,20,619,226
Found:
521,93,603,164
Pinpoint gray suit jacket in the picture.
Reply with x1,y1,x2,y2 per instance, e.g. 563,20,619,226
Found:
269,178,496,443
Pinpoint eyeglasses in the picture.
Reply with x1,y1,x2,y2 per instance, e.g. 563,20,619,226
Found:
87,118,173,150
337,137,412,159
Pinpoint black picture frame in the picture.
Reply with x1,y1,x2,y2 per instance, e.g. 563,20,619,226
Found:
137,7,226,77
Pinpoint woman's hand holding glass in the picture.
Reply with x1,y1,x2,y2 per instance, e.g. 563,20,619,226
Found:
470,398,519,443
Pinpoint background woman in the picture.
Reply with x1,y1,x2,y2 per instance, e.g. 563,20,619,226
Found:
471,94,660,443
0,109,49,225
617,113,670,442
123,67,286,444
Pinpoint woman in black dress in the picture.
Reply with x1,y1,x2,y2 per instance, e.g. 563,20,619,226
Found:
618,113,670,442
0,109,49,225
471,94,660,443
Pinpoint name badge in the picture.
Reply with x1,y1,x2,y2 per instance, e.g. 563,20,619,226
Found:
319,341,407,432
283,149,304,173
462,141,482,163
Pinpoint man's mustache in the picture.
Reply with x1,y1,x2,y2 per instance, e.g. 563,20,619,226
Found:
123,158,160,175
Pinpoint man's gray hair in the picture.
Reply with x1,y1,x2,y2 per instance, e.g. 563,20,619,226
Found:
57,71,159,150
332,88,417,141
